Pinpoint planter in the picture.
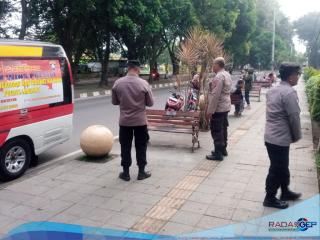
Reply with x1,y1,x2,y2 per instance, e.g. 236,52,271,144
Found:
311,120,320,149
311,120,320,193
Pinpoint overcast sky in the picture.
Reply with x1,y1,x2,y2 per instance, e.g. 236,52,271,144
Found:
279,0,320,52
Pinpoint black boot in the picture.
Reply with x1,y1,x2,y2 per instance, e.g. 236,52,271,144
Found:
212,148,228,157
137,167,151,180
207,146,223,161
119,168,130,181
263,195,289,209
280,189,302,201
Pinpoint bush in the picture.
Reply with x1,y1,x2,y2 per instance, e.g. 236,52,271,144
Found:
311,77,320,121
304,67,320,81
304,68,320,121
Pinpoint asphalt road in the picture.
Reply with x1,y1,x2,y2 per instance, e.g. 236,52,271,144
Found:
37,73,243,165
37,87,171,164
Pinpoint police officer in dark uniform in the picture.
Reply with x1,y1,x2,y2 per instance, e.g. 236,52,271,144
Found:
263,63,302,209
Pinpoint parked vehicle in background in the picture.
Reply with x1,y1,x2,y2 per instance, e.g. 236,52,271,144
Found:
0,40,74,181
77,60,127,76
87,62,102,73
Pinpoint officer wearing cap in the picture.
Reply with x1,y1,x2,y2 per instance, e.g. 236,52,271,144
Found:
206,57,232,161
263,62,302,209
112,60,154,181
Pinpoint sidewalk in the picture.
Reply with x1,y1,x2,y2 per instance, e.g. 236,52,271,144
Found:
0,82,318,237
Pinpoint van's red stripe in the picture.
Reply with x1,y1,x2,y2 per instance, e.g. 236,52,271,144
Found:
0,104,73,133
0,131,9,147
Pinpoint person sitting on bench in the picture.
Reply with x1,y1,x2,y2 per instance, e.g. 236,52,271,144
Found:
233,80,244,117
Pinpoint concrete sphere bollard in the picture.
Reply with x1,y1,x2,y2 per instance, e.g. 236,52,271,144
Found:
199,94,206,110
80,125,114,157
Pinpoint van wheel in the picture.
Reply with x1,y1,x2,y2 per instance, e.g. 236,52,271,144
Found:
0,139,31,181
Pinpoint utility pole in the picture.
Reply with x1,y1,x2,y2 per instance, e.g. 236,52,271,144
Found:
271,5,276,71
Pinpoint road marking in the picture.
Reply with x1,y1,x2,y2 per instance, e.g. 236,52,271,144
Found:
93,91,100,97
80,93,88,98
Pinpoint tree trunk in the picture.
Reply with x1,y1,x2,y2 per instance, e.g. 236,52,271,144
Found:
19,0,28,40
99,34,111,87
169,51,180,75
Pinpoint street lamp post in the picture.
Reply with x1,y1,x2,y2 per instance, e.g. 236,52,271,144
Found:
271,5,276,71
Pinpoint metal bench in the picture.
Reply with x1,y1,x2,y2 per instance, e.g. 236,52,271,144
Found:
254,80,272,88
146,109,200,152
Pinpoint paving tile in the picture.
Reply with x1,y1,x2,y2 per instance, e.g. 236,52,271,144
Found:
49,213,79,224
85,208,116,223
159,221,194,235
73,218,104,228
188,191,217,204
94,187,122,198
0,214,18,229
180,201,209,215
63,203,95,218
237,200,264,213
79,195,110,208
58,191,87,203
0,190,33,204
241,191,265,203
205,205,235,220
0,219,26,237
121,202,153,217
21,209,57,222
32,199,71,213
171,210,203,226
167,189,193,200
213,196,239,208
232,208,263,222
196,216,233,229
1,205,34,219
104,212,140,229
101,198,129,212
6,183,51,195
157,197,185,209
146,206,177,221
41,186,71,200
0,200,18,212
131,217,166,234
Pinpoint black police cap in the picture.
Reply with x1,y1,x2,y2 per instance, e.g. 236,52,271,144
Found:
280,62,301,74
127,60,141,68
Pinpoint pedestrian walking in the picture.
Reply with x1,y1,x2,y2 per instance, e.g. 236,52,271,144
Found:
244,69,254,109
206,57,232,161
263,62,302,209
112,60,154,181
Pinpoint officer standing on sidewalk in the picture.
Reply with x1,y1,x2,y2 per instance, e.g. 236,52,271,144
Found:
244,68,254,109
206,57,232,161
263,62,302,209
112,60,154,181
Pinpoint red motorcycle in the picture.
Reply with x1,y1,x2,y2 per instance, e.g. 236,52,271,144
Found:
165,90,184,112
151,69,160,81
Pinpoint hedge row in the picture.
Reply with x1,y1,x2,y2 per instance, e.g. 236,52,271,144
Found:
304,67,320,121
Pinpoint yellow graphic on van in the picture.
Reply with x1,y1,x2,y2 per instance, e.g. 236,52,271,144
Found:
0,46,43,57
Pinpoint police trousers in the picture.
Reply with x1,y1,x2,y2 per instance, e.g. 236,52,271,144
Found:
210,112,229,149
119,125,148,169
265,142,290,197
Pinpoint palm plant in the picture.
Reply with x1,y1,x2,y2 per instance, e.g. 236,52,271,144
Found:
177,26,228,129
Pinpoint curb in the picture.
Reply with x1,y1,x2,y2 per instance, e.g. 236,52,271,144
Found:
74,81,189,101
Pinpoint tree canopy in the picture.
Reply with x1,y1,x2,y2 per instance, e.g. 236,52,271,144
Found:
295,12,320,68
1,0,304,84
